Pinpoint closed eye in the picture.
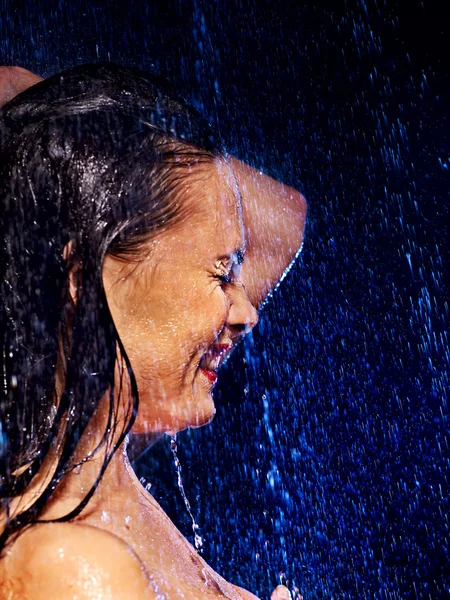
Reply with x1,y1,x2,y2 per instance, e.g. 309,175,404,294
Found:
214,250,244,287
216,262,242,286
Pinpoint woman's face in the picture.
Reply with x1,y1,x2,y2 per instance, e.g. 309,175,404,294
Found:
103,158,258,434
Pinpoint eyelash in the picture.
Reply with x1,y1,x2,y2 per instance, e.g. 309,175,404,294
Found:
217,274,233,285
215,262,242,286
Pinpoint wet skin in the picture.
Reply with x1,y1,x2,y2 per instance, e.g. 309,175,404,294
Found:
1,159,262,600
0,67,306,599
103,157,258,436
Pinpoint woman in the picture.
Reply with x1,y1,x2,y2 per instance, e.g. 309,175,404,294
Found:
0,64,306,599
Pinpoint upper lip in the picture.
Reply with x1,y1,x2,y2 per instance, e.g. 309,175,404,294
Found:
200,343,233,371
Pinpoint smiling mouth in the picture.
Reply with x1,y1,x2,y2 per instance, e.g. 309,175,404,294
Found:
199,343,232,382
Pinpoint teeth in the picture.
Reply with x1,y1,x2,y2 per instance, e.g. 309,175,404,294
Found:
200,345,230,372
204,357,221,371
200,357,219,371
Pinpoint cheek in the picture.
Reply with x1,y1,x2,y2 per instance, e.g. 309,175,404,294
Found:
187,284,230,335
163,274,229,332
113,275,231,379
153,286,230,370
210,289,230,333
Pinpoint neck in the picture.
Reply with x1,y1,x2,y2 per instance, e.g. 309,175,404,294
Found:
35,393,165,522
125,431,166,463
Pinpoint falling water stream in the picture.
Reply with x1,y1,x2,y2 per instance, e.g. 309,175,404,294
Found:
170,435,204,553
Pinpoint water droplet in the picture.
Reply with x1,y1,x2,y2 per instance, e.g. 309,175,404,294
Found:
101,510,110,523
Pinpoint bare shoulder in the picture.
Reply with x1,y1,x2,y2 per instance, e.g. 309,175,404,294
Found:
0,522,157,599
0,66,43,107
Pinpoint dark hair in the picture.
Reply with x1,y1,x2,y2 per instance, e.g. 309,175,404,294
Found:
0,62,222,550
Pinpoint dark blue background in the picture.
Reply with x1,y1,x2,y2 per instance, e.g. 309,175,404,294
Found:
1,1,448,597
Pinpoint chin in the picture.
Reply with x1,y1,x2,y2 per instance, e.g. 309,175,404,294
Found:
174,388,217,432
174,392,216,432
133,390,216,435
191,399,216,429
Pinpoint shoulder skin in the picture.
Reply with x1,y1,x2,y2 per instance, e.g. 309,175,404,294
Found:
0,522,158,600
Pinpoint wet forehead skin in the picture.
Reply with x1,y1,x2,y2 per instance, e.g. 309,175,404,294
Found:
175,156,245,265
212,157,245,256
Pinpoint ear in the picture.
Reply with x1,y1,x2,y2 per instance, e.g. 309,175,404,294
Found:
62,242,81,305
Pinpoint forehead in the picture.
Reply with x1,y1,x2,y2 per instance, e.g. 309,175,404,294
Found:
179,157,244,255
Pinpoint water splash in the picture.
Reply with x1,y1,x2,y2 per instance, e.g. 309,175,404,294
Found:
170,435,203,553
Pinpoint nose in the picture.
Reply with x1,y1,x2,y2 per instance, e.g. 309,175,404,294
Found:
227,282,259,334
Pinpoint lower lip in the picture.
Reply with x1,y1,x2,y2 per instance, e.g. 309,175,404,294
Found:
200,368,218,384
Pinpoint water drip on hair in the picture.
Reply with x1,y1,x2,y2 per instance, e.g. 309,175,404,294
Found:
170,434,203,553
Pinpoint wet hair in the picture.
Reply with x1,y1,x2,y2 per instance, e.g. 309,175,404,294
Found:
0,62,222,550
